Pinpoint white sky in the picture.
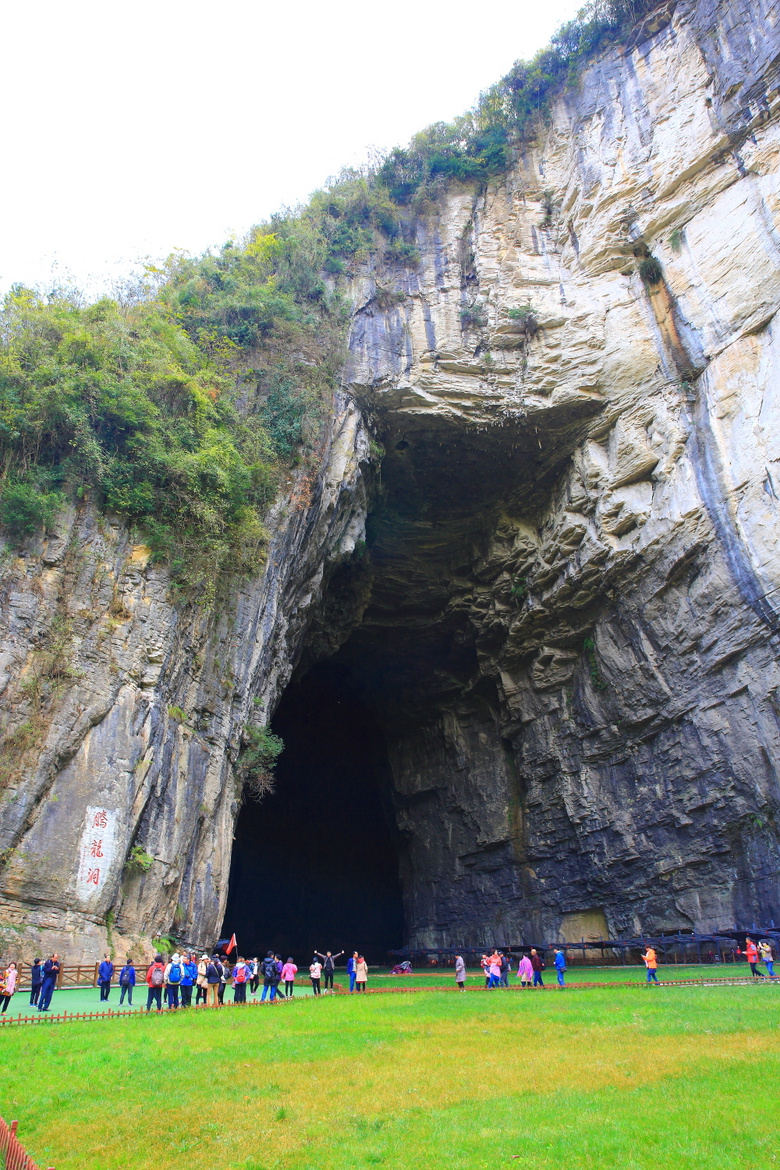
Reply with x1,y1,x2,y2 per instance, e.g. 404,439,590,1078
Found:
2,0,583,297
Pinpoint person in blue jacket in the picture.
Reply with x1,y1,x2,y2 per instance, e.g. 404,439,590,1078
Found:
118,959,136,1006
347,951,358,993
98,953,114,1001
38,953,60,1012
554,948,567,987
180,952,198,1008
29,958,43,1007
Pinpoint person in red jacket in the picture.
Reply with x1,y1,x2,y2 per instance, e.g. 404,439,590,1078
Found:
744,937,765,978
146,954,166,1011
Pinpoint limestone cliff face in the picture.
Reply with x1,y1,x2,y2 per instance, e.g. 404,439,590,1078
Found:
0,395,370,960
340,0,780,945
2,0,780,959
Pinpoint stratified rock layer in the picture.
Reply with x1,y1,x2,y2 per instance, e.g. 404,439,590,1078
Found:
1,0,780,959
339,0,780,946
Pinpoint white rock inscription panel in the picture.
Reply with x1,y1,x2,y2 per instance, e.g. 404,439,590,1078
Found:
76,805,120,904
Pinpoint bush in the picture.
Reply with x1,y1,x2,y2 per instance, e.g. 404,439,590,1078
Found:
238,725,284,801
126,844,154,874
0,480,64,538
639,257,663,285
507,305,539,338
460,304,487,331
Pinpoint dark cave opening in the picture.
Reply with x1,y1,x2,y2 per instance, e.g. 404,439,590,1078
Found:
222,659,405,964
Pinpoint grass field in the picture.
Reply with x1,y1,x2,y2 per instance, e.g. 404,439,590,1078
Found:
1,979,778,1169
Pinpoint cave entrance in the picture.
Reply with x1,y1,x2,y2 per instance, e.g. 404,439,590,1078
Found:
222,659,404,963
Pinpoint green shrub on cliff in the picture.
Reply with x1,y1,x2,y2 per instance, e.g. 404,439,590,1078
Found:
0,286,280,596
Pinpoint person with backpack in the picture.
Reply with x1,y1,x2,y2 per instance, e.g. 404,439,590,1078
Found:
315,950,344,993
554,948,567,987
180,953,198,1007
204,955,221,1007
29,958,43,1007
232,956,250,1003
309,957,322,996
38,953,60,1012
164,952,184,1009
118,958,136,1006
98,953,114,1002
261,951,281,1002
281,957,298,997
758,939,775,977
499,952,510,988
530,949,544,988
146,954,165,1012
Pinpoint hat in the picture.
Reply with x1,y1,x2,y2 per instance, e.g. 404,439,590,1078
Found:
171,953,181,963
201,953,209,960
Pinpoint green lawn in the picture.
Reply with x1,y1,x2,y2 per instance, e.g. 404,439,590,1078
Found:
1,980,778,1169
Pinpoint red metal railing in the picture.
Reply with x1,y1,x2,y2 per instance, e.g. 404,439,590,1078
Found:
0,1115,54,1170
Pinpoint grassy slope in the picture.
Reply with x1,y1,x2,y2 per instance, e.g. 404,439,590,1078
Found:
1,983,778,1169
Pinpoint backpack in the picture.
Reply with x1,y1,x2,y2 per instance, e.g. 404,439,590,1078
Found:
234,964,247,983
263,958,279,983
120,967,133,986
168,963,182,984
150,965,164,987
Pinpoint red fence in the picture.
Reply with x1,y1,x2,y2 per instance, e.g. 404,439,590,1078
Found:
0,1115,54,1170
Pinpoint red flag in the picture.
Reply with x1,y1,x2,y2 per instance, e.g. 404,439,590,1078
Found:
226,933,237,954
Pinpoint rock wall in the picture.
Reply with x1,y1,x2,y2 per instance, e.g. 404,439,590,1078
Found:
0,395,370,960
338,0,780,946
2,0,780,959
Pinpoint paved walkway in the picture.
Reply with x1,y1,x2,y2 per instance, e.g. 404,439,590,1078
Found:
0,982,325,1020
1,972,775,1026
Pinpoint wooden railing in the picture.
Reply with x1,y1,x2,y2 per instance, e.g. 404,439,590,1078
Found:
0,1114,54,1170
1,964,103,990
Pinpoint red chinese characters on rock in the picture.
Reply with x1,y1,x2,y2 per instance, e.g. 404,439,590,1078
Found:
87,868,100,885
93,810,108,829
90,839,104,858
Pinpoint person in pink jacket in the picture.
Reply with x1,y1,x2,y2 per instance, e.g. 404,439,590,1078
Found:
281,958,298,997
517,954,533,988
0,962,18,1013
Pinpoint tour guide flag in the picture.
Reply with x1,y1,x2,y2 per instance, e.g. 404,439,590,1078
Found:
226,933,237,954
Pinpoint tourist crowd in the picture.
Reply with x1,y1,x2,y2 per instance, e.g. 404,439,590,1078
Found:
0,935,775,1014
